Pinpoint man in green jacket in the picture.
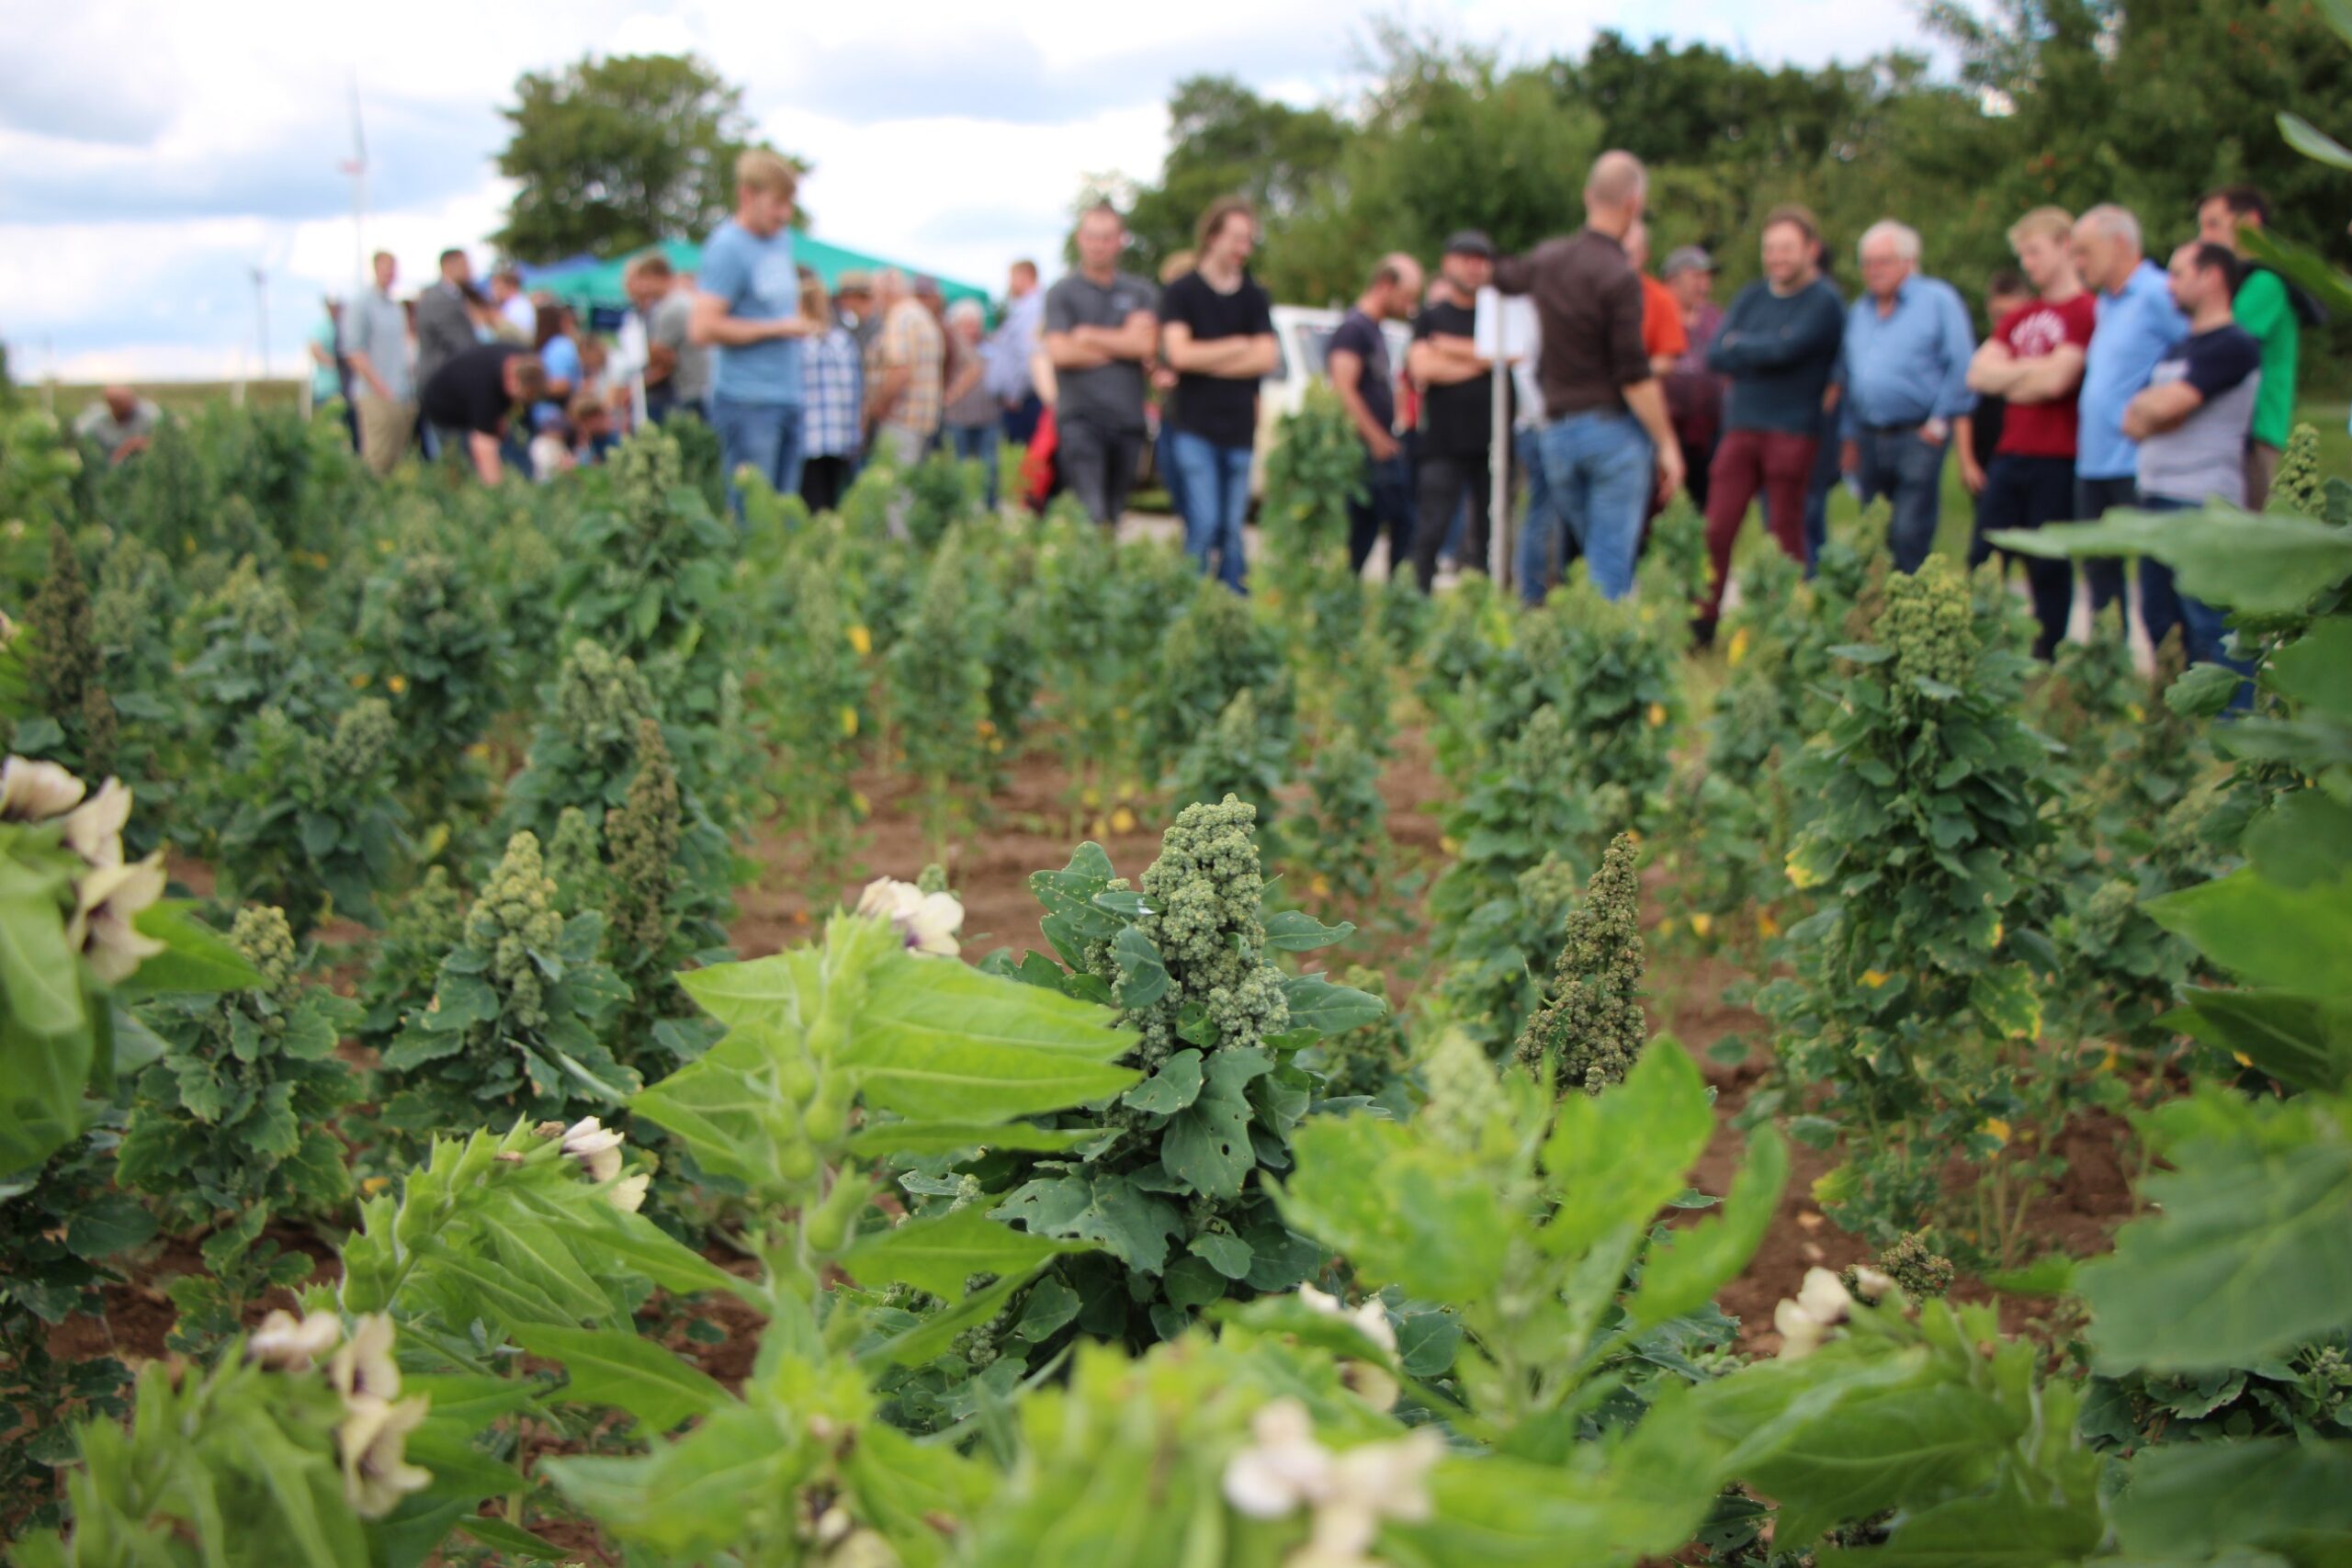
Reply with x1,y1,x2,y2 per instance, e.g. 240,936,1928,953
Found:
2197,185,2306,510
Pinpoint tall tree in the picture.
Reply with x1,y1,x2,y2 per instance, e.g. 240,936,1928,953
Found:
1107,76,1350,279
493,53,806,264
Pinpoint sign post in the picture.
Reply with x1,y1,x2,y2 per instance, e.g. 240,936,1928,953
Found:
1471,289,1541,592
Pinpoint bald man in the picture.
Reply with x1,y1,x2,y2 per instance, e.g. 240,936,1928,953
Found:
1330,252,1425,576
74,387,160,463
1494,149,1684,603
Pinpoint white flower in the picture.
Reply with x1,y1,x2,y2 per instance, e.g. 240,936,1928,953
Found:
68,854,166,984
609,1171,650,1213
1223,1398,1331,1518
1222,1399,1444,1568
561,1116,627,1182
247,1308,342,1371
854,877,963,958
59,778,131,867
330,1312,402,1402
0,756,86,822
1297,1287,1400,1408
1850,1266,1896,1303
1774,1267,1854,1359
336,1393,434,1517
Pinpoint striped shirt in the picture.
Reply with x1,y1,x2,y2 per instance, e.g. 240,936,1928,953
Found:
802,326,865,458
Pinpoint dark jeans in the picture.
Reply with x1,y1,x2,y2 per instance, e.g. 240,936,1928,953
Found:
709,396,805,518
949,422,1001,509
800,454,854,514
1167,428,1253,592
1348,451,1415,576
1853,427,1949,574
1413,450,1491,592
1058,414,1144,526
1976,454,2078,660
1704,427,1817,621
1802,426,1843,571
1002,391,1045,448
2136,495,2242,683
2072,475,2135,624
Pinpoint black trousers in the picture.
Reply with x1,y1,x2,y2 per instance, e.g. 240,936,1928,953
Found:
1975,454,2077,660
1347,452,1414,576
1412,451,1491,592
800,455,854,515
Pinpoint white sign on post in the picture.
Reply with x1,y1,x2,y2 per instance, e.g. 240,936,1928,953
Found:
1470,289,1542,587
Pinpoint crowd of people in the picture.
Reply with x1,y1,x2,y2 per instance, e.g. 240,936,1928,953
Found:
110,143,2314,659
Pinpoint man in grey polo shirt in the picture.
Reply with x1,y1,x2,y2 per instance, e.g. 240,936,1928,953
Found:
1044,204,1159,525
342,249,415,474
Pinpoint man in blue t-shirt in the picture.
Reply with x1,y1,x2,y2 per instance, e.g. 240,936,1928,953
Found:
2125,241,2262,679
2071,205,2189,632
693,150,818,514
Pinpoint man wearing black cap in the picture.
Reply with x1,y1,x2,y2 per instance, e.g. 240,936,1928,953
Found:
1406,231,1504,592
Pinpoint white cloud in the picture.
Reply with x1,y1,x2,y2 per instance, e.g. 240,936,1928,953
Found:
2,0,1945,381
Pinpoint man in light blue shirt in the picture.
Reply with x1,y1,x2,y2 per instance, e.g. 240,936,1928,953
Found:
986,259,1046,446
2072,204,2189,625
1839,220,1978,571
692,149,817,514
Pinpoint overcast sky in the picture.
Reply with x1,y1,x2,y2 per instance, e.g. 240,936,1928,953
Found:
0,0,1944,383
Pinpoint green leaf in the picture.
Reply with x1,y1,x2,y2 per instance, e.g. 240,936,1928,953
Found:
842,1120,1101,1157
1162,1253,1227,1311
63,1193,156,1261
839,1205,1088,1301
1111,925,1170,1010
1187,1230,1254,1280
2111,1437,2352,1561
1626,1126,1788,1330
2169,987,2350,1096
1012,1274,1081,1341
117,902,265,998
862,1268,1034,1367
1161,1048,1271,1198
992,1173,1184,1274
2078,1089,2352,1371
510,1323,728,1432
2144,867,2352,999
1122,1048,1204,1114
1263,911,1355,951
1738,1371,2023,1548
453,1515,571,1562
1989,511,2352,613
631,1033,776,1188
848,953,1138,1122
1276,972,1385,1038
2279,110,2352,170
1277,1114,1510,1303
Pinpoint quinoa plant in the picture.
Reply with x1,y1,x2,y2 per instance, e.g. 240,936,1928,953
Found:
1428,705,1604,974
763,566,870,901
541,804,604,912
175,558,334,761
978,797,1385,1358
1430,854,1584,1054
351,865,466,1064
353,545,504,823
500,637,662,837
1136,579,1291,781
375,829,634,1142
1514,833,1646,1093
1294,723,1387,902
1759,556,2058,1258
1170,688,1289,828
211,699,406,935
887,528,993,859
21,527,118,781
1256,384,1363,609
117,906,360,1348
605,717,729,1066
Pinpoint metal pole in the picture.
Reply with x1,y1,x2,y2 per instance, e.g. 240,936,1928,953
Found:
1488,360,1510,588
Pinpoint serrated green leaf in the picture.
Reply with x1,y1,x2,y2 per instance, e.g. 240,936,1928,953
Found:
512,1323,728,1432
1263,911,1355,951
1123,1048,1204,1114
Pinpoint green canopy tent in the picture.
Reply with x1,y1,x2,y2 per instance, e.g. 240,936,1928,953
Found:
521,234,992,325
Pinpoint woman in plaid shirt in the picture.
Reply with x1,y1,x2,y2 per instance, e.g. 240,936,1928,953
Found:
798,275,865,514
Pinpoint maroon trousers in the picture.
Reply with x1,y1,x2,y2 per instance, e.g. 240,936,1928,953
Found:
1702,427,1817,621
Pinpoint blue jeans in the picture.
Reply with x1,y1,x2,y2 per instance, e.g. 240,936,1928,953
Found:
1803,429,1844,571
2138,495,2248,707
949,423,1000,509
1853,428,1948,573
1532,410,1651,601
1513,425,1564,605
1167,428,1253,592
710,395,805,517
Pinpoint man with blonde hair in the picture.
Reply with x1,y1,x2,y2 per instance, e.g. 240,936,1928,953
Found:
694,148,815,513
2071,203,2188,631
1968,206,2097,657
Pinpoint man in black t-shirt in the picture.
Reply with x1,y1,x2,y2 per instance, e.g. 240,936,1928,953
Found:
1159,198,1279,592
1406,231,1504,592
420,344,548,485
1329,253,1425,577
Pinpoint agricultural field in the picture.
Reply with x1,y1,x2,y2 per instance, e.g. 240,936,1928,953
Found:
0,373,2346,1568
